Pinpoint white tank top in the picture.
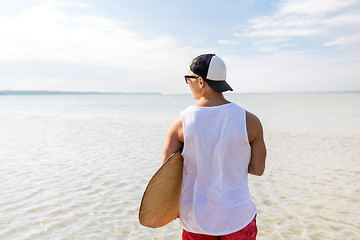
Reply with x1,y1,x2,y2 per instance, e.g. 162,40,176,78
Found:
179,102,257,235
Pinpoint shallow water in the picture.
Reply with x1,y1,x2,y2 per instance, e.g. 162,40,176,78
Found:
0,92,359,239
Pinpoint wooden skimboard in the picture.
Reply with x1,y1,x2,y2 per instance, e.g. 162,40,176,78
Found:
139,150,184,228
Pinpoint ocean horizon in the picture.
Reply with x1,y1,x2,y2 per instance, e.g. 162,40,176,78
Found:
1,90,359,95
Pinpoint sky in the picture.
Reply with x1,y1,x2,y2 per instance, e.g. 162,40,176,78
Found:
0,0,359,93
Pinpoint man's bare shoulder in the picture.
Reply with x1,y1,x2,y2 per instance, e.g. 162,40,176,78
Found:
246,111,263,142
172,117,183,132
162,117,184,164
168,117,184,142
246,111,261,124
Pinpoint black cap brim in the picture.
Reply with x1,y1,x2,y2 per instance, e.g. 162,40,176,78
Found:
205,79,233,92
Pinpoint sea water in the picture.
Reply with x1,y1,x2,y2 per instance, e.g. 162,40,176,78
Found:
0,92,359,240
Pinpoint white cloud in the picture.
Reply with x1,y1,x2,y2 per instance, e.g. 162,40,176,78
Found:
323,11,360,25
248,15,321,29
324,33,360,47
0,2,187,71
235,0,360,51
254,47,279,52
68,2,90,8
0,1,200,93
246,28,322,37
225,52,360,92
279,0,357,15
217,39,239,45
0,0,358,93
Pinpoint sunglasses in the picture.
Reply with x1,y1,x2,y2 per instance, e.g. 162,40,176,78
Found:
184,75,199,84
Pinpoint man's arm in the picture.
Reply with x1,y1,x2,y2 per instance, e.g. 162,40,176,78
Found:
162,117,184,164
246,111,267,176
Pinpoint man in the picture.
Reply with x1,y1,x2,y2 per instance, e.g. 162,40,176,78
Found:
162,54,266,240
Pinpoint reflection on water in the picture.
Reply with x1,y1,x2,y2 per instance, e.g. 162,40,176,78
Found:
0,93,359,239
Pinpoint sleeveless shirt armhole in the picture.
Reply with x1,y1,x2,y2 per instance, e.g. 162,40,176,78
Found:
180,112,187,156
243,109,251,148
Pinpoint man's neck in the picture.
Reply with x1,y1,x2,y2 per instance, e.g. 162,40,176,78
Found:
196,91,230,107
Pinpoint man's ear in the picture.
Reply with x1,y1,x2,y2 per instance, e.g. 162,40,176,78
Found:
199,77,205,88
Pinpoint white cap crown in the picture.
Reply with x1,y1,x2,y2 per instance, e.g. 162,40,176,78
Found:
207,55,226,81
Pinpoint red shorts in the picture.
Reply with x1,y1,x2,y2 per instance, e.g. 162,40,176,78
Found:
182,215,257,240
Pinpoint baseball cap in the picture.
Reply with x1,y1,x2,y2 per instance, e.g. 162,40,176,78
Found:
190,54,233,92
